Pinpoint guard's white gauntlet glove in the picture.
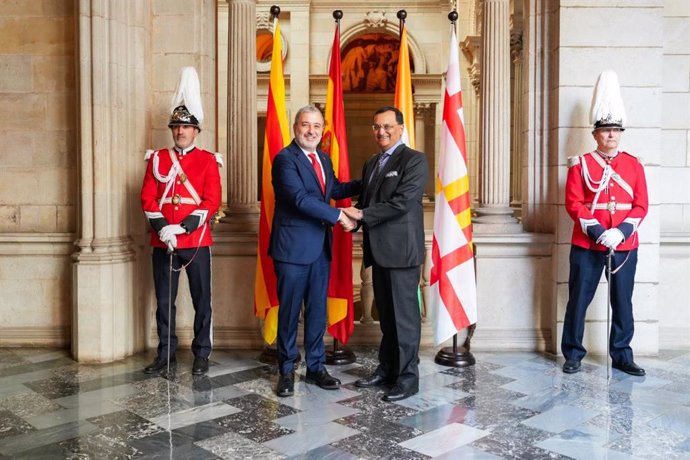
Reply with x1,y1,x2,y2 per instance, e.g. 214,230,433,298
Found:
597,228,624,250
159,224,186,244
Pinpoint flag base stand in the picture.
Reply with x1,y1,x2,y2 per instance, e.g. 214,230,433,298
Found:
325,338,356,365
259,345,301,366
434,324,476,368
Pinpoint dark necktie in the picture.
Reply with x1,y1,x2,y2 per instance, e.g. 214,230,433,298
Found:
308,153,326,194
369,153,390,184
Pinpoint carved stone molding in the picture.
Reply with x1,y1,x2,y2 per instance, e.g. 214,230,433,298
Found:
414,102,432,117
462,35,482,96
510,32,523,63
364,10,387,29
256,12,270,30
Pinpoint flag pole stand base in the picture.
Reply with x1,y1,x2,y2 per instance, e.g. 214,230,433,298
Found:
434,324,477,368
325,339,356,365
259,345,301,366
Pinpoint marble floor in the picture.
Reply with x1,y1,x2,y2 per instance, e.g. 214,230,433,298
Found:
1,347,690,459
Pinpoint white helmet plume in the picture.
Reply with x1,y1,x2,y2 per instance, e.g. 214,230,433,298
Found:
589,70,626,131
170,67,204,125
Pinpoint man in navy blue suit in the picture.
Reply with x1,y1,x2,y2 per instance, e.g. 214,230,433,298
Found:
269,105,361,397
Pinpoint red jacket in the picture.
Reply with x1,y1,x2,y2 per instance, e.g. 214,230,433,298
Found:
565,151,648,251
141,147,222,248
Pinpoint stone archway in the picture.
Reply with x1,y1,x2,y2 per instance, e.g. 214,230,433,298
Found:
330,16,427,75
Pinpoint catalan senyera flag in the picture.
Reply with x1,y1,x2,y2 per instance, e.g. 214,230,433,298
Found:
321,22,354,345
429,28,477,345
394,22,415,149
254,17,291,345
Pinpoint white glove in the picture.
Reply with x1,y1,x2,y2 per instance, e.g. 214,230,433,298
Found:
597,228,624,250
159,224,186,243
164,234,177,250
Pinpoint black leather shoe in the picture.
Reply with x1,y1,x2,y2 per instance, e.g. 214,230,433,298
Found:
612,360,645,376
355,373,390,388
305,368,341,390
143,356,176,374
277,373,294,397
562,359,581,374
383,384,418,402
192,356,209,375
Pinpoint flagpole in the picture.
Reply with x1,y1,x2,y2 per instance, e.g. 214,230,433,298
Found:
433,8,477,368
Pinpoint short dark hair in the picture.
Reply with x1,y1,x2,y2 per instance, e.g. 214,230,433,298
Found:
374,106,404,125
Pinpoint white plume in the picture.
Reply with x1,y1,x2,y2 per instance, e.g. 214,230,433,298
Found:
589,70,626,127
170,67,204,124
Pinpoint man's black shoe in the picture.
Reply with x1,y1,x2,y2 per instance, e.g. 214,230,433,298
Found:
143,356,176,374
383,384,418,402
612,360,646,376
192,356,209,375
562,359,581,374
354,373,389,388
277,372,294,397
305,368,341,390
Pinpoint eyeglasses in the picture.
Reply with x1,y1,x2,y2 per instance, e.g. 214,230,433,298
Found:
371,124,400,132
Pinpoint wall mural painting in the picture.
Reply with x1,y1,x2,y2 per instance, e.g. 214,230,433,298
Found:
341,33,415,93
257,31,273,62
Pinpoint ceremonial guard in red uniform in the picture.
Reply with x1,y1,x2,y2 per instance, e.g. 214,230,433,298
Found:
561,70,648,376
141,67,222,375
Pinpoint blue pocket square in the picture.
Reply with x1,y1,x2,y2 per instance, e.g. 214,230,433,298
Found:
385,171,398,178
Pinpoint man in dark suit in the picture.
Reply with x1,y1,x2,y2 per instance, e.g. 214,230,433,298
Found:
344,106,428,402
269,105,361,397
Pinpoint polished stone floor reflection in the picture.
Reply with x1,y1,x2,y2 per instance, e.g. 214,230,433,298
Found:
1,346,690,459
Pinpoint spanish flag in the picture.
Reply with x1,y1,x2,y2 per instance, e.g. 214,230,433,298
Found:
254,17,290,344
322,20,354,345
394,22,415,149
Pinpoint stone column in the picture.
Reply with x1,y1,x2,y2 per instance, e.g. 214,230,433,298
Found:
288,5,311,117
72,0,150,362
414,103,428,153
474,0,520,232
223,0,259,231
462,35,482,207
510,23,523,213
359,264,374,323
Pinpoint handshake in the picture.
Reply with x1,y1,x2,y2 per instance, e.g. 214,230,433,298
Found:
596,227,624,250
337,206,363,232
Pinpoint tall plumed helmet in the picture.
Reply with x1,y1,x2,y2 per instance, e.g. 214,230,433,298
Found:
168,67,204,131
590,70,626,131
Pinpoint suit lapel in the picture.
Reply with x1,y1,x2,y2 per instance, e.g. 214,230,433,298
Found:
362,154,381,204
290,142,324,196
371,144,405,192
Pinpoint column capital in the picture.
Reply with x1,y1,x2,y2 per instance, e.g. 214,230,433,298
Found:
510,31,523,63
414,102,432,117
462,35,482,96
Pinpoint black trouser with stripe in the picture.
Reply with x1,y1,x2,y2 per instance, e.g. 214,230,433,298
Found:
152,246,213,359
561,246,638,364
